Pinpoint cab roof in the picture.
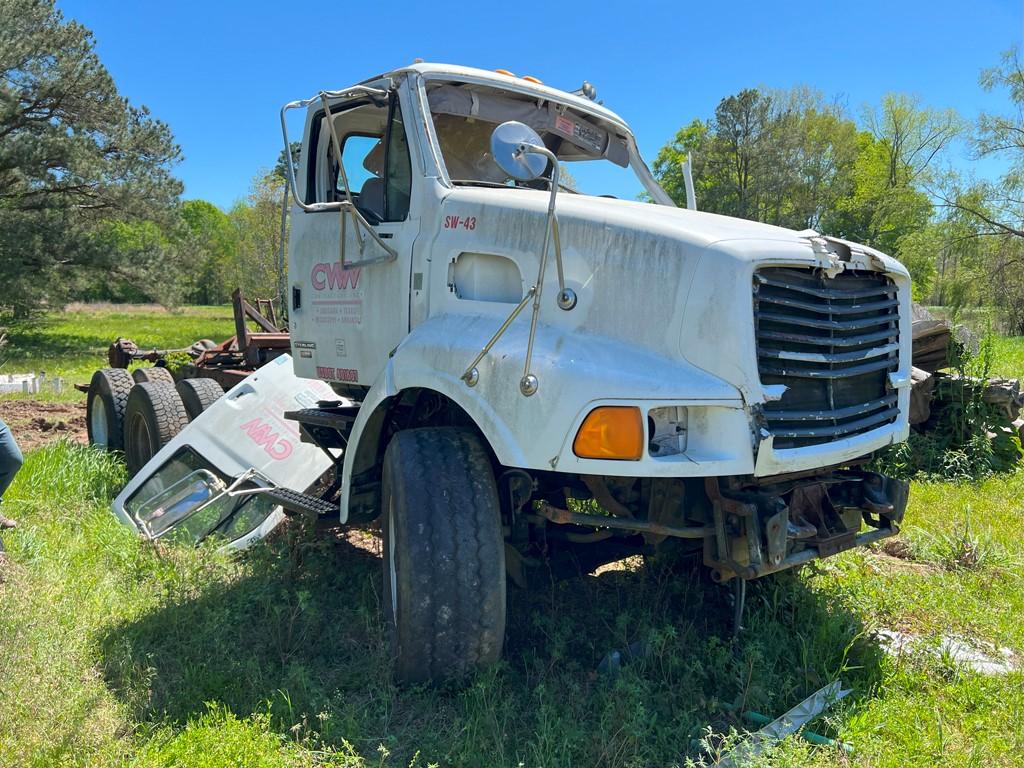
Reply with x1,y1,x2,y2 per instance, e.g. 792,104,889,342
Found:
361,62,632,133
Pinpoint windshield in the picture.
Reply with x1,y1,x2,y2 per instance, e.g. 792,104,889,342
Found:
426,82,652,201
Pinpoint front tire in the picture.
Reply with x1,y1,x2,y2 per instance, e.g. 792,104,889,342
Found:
381,427,506,684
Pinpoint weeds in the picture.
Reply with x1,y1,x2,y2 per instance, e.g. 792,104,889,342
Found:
1,326,1024,765
3,447,1024,766
872,330,1024,482
924,508,1012,573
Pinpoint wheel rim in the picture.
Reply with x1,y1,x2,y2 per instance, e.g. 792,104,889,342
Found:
387,494,398,627
90,401,109,447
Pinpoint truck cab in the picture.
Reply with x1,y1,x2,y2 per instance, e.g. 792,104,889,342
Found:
273,63,913,682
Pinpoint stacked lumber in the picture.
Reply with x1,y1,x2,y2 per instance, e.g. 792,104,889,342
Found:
911,304,953,372
909,303,1019,454
908,369,1024,443
908,305,1024,446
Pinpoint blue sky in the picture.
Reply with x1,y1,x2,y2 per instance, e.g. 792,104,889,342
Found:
58,0,1023,208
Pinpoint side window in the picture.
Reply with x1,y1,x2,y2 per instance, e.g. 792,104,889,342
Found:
384,100,412,222
313,101,387,206
310,97,410,223
332,134,381,199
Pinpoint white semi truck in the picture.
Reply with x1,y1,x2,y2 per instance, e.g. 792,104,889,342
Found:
99,63,912,684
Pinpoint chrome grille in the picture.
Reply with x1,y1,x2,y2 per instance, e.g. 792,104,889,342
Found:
754,267,900,449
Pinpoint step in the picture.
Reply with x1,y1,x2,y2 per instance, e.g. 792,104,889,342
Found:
284,403,361,450
284,401,361,424
263,486,338,517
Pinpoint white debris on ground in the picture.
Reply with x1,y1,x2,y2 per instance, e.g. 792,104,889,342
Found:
0,373,64,395
876,629,1018,675
716,681,851,767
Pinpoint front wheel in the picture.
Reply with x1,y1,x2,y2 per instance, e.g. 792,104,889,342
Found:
381,427,506,684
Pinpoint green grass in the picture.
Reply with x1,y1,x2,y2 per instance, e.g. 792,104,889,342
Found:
0,313,1023,767
3,443,1024,767
990,336,1024,380
0,304,237,401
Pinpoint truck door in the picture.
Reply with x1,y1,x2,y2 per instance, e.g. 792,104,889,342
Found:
111,355,339,549
288,91,417,389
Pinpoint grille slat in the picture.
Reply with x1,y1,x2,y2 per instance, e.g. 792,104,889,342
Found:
755,274,896,300
756,327,897,349
765,406,900,440
764,394,898,423
759,341,899,365
756,310,896,332
755,267,900,449
758,355,898,379
756,294,900,316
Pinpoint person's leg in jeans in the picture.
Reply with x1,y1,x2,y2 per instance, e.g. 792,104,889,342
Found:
0,418,23,528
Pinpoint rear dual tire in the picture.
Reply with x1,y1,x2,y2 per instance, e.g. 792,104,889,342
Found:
131,366,174,385
86,368,134,451
176,377,224,421
382,427,506,684
123,381,190,475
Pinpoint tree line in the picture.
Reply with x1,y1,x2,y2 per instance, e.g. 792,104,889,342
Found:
3,0,1023,334
0,0,287,317
651,50,1024,334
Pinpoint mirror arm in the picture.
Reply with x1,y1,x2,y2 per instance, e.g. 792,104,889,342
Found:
461,134,579,397
278,85,389,214
518,144,570,306
277,89,396,268
317,93,399,267
338,200,398,265
515,143,576,396
461,287,537,386
319,92,365,258
519,145,575,311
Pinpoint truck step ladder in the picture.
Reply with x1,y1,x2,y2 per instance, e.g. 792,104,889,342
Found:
284,401,361,451
263,486,339,517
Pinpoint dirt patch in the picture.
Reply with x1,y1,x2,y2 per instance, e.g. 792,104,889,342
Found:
594,555,644,576
343,528,383,557
864,538,936,576
0,399,87,452
62,301,176,314
880,537,917,561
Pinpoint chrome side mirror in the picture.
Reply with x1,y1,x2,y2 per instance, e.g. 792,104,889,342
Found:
490,121,549,181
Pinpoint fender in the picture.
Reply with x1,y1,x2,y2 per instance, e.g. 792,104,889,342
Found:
337,353,532,523
337,313,746,522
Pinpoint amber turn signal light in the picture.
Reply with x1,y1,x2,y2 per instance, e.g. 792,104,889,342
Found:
573,406,644,461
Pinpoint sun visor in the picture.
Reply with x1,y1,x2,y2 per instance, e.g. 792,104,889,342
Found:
428,85,629,168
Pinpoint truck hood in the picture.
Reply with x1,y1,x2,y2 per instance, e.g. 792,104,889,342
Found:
555,193,810,251
442,186,903,272
437,186,910,403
